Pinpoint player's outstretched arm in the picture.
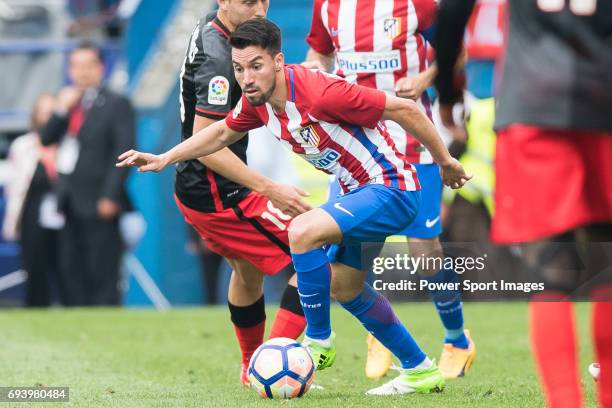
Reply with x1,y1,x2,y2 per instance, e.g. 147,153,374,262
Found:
192,116,312,216
382,96,472,189
116,120,245,172
199,148,312,217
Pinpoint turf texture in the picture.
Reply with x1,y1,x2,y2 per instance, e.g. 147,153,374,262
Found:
0,302,598,407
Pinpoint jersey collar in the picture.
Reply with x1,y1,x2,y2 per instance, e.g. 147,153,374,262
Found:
211,16,231,40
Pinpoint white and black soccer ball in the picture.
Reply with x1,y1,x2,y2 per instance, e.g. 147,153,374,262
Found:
248,337,315,399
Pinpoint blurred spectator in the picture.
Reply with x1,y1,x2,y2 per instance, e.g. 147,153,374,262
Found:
67,0,122,38
40,41,135,306
3,94,60,307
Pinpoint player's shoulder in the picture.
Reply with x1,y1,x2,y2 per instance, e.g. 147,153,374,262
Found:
290,64,343,88
289,65,348,113
198,15,231,56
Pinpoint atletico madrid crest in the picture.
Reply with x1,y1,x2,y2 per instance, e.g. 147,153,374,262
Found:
298,125,320,147
383,17,401,40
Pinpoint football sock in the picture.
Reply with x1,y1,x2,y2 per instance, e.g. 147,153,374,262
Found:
269,284,306,340
340,283,426,369
529,293,583,408
423,266,467,348
228,295,266,367
292,248,332,340
592,284,612,408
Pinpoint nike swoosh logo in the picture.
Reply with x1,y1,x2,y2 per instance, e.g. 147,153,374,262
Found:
298,291,319,298
334,202,354,217
425,216,440,228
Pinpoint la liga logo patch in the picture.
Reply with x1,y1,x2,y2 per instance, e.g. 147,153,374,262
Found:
208,76,229,105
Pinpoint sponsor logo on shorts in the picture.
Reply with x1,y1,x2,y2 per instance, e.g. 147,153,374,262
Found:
334,202,354,217
425,216,440,228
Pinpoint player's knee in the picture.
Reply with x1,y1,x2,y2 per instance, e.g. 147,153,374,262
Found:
288,215,318,252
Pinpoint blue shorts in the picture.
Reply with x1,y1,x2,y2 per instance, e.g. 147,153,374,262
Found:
328,164,442,240
321,184,421,270
398,163,442,239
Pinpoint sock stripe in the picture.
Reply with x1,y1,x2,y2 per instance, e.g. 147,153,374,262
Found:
228,295,266,328
279,284,304,316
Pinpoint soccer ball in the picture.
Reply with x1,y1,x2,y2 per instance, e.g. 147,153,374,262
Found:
248,337,315,399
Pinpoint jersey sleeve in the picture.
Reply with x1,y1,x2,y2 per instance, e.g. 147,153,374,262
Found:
194,33,235,119
225,96,264,132
414,0,438,33
314,74,386,129
306,0,335,55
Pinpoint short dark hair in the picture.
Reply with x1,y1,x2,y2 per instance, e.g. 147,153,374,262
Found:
71,40,104,63
229,18,281,56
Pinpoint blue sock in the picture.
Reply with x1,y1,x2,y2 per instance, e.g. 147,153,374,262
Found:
292,248,331,340
340,284,426,369
423,266,468,349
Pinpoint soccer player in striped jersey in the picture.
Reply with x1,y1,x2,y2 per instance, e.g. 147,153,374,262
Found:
118,18,471,396
173,0,313,387
304,0,475,380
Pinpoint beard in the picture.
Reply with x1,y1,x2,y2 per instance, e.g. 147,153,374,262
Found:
244,81,275,106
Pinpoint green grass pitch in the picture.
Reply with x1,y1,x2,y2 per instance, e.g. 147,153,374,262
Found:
1,303,597,407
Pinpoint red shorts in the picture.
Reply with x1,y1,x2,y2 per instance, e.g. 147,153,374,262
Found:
175,192,292,275
493,125,612,243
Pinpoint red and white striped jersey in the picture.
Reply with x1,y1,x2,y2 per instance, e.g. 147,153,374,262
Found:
307,0,437,164
225,65,420,193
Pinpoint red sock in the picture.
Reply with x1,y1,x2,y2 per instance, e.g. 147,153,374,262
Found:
269,284,306,339
269,308,306,340
592,285,612,408
234,320,266,366
228,296,266,367
529,293,583,408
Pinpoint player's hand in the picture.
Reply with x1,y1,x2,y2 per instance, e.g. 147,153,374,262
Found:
301,60,327,71
116,150,169,173
57,86,82,111
395,73,428,100
439,157,472,189
261,183,312,217
439,102,468,143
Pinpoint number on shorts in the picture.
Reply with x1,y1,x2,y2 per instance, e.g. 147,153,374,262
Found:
261,201,291,231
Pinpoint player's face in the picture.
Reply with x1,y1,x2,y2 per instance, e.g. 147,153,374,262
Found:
69,49,104,90
221,0,269,27
232,46,281,106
